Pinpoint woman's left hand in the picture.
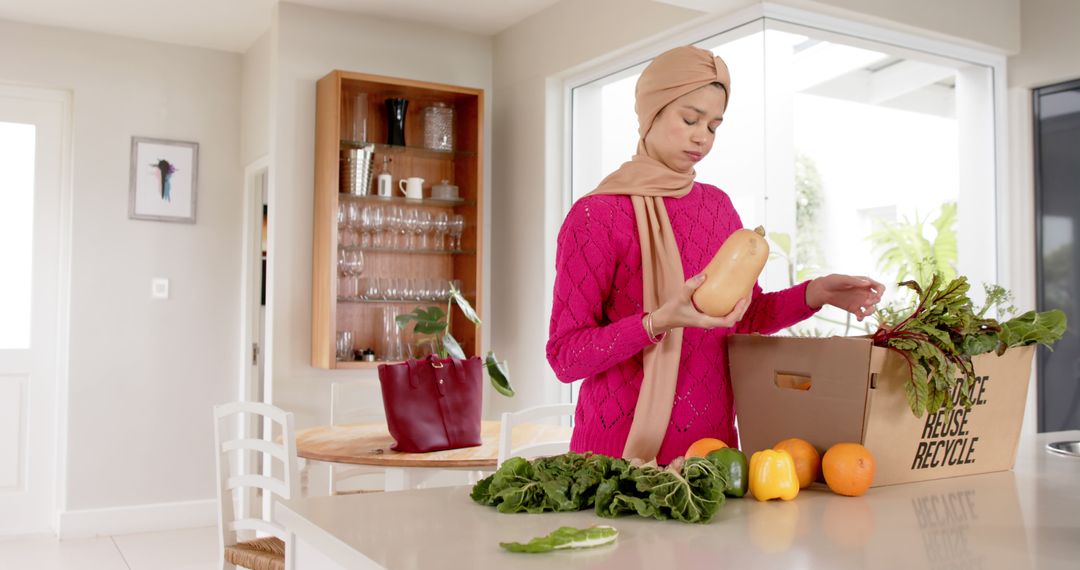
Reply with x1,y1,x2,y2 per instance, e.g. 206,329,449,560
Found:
806,274,885,321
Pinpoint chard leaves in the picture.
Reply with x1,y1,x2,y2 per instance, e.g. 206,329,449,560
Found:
471,453,727,524
500,525,618,553
873,274,1067,417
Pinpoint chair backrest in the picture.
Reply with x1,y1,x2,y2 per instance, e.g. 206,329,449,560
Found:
214,402,298,549
329,379,384,426
497,403,575,467
327,380,385,494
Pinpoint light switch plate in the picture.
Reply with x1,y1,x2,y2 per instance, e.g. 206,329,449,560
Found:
151,278,169,299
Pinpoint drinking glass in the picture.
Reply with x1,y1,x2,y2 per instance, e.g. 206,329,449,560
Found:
347,201,362,243
387,206,406,249
433,211,449,251
418,278,435,302
381,306,404,361
369,205,386,248
335,331,354,361
402,208,420,250
358,205,373,248
361,277,380,301
449,214,465,251
436,279,451,301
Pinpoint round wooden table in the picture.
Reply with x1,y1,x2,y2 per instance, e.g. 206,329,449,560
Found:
295,420,571,491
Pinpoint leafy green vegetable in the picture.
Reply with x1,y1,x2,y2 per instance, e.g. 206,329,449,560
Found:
499,525,618,553
997,310,1067,355
872,274,1068,417
471,453,727,524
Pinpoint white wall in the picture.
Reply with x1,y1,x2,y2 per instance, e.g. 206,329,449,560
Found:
242,28,274,165
1006,0,1080,439
0,18,242,523
268,2,494,428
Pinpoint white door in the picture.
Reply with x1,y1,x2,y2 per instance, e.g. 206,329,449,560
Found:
0,86,69,535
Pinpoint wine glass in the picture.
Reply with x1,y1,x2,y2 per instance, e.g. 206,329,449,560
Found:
358,206,373,248
369,205,385,248
386,206,405,249
347,201,362,245
402,208,420,250
416,210,432,250
433,211,449,251
437,279,451,301
349,249,364,276
449,214,465,251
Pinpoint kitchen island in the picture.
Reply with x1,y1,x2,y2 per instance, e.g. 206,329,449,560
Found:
275,431,1080,569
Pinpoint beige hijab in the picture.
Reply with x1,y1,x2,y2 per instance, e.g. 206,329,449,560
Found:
587,46,731,462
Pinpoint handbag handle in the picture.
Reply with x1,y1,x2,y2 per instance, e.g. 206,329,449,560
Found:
451,358,467,383
405,359,421,388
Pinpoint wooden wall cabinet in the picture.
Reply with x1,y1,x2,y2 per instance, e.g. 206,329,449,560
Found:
312,70,484,369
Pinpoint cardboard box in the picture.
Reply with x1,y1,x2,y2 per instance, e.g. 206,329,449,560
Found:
728,335,1035,486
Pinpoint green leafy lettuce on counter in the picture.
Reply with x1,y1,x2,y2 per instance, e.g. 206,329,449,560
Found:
471,452,727,524
499,525,618,553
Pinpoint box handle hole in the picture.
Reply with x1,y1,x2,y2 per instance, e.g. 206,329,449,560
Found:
774,372,812,391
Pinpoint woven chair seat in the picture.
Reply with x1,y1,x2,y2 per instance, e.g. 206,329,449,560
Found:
224,536,285,570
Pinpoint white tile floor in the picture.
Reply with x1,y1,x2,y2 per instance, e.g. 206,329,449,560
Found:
0,526,220,570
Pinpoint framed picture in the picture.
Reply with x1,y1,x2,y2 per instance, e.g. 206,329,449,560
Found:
129,136,199,223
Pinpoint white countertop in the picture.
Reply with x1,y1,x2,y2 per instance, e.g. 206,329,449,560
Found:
276,431,1080,569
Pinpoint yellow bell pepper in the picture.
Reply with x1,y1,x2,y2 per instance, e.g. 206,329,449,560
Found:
749,449,800,501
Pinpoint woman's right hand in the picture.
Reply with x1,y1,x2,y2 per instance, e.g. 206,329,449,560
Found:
648,273,750,334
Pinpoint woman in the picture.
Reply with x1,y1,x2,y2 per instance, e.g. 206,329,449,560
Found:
547,45,884,464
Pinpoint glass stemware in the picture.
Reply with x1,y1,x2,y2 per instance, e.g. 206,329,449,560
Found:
433,211,449,251
449,214,465,251
416,210,432,250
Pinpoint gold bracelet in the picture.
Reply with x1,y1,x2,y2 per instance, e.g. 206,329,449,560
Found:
646,312,666,343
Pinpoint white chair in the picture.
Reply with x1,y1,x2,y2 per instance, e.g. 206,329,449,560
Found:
214,402,298,570
325,379,385,495
497,403,576,468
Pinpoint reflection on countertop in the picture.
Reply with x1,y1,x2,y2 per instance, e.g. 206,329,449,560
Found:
277,431,1080,570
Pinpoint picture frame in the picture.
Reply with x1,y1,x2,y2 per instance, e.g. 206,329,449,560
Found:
128,136,199,223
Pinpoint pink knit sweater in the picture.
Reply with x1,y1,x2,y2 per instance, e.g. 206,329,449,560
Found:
547,182,818,464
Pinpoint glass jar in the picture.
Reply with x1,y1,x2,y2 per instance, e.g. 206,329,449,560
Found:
423,102,454,151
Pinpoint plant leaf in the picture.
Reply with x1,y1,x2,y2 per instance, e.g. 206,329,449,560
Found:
442,333,466,360
485,351,514,397
768,232,792,256
395,313,417,330
423,306,447,322
931,202,958,281
452,290,482,325
414,320,448,335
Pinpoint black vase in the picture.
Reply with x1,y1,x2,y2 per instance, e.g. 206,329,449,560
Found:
385,98,408,146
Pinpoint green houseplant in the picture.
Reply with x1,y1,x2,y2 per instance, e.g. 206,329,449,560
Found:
395,282,514,397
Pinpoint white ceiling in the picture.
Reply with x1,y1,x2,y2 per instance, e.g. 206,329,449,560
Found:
0,0,561,53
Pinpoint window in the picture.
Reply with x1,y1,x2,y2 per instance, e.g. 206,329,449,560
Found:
570,18,999,336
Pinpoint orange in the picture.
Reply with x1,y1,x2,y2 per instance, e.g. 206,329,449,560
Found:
822,443,876,497
684,437,728,459
773,438,821,489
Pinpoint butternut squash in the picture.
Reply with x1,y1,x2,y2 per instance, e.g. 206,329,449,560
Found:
692,226,769,317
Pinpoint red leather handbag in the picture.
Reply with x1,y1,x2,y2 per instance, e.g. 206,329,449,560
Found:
377,355,484,453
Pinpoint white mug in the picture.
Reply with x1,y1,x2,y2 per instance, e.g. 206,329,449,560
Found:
398,177,424,200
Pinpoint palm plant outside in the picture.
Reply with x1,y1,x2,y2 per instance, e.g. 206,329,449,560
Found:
768,153,959,336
